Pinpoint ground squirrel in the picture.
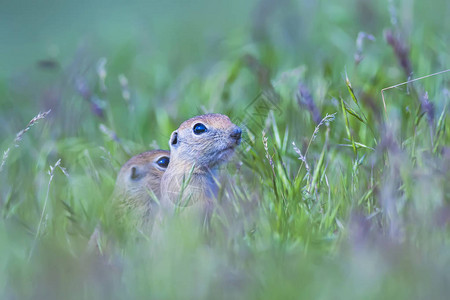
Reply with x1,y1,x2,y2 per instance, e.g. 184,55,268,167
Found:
160,113,241,217
88,150,169,253
112,150,170,227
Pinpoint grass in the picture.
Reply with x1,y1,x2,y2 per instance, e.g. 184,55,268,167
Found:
1,0,450,299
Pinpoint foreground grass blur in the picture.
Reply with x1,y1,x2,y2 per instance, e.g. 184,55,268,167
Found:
1,0,449,299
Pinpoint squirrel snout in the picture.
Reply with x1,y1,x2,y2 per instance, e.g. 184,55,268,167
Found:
230,127,242,143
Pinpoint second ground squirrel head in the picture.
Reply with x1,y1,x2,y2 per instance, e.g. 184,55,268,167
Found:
112,149,169,232
168,113,242,170
113,150,170,208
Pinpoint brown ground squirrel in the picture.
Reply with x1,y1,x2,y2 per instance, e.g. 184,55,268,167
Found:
88,150,169,252
112,150,170,227
160,113,241,216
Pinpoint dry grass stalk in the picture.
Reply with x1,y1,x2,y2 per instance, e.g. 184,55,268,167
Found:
0,110,51,173
28,159,68,261
14,110,51,146
294,113,336,178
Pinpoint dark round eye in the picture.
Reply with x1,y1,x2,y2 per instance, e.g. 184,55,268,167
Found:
193,123,207,135
156,156,169,168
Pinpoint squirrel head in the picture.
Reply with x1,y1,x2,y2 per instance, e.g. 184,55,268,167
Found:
168,113,241,169
115,150,170,199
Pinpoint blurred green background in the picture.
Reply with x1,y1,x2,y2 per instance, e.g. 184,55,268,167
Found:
1,0,450,299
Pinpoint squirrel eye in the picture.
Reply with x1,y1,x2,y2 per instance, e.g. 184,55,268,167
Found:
156,156,169,168
193,123,207,135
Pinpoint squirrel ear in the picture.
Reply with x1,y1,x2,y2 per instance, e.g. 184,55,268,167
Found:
169,131,179,148
130,166,142,180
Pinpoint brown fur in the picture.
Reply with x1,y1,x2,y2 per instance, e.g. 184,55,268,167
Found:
112,150,170,227
160,114,241,217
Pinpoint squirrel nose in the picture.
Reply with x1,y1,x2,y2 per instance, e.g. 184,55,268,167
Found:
230,127,242,141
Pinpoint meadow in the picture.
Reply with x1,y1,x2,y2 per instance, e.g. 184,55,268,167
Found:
1,0,449,299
